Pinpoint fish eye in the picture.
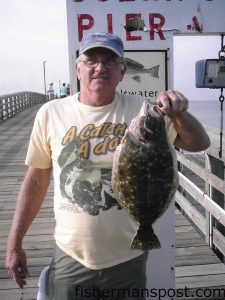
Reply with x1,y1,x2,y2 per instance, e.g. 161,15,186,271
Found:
144,113,151,124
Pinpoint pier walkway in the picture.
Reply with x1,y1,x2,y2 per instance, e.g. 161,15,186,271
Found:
0,104,225,300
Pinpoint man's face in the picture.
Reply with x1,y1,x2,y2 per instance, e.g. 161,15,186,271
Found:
76,48,126,96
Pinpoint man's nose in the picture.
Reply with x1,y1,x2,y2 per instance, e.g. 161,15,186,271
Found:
95,61,107,69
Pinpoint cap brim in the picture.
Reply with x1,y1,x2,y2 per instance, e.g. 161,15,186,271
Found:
80,45,123,57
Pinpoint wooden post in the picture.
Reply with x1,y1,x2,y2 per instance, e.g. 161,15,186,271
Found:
208,154,225,262
205,153,212,247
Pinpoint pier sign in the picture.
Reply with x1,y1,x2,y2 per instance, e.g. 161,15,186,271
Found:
67,0,225,93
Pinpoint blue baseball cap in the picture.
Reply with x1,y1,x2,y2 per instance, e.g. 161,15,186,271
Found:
79,33,124,57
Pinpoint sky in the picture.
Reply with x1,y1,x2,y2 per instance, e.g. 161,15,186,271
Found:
0,0,223,101
174,35,221,101
0,0,69,97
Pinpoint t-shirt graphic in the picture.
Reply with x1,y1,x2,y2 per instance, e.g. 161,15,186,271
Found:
57,123,125,216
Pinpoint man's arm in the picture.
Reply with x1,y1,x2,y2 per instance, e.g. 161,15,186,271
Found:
156,90,210,151
169,110,210,151
6,166,52,289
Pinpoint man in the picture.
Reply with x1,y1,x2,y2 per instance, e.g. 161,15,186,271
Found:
47,83,55,101
60,82,68,98
6,33,210,299
67,83,71,96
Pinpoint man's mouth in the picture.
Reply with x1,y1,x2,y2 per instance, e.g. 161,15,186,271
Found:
93,76,108,80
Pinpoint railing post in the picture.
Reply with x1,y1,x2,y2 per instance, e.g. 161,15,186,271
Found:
0,98,3,121
176,149,185,215
205,153,213,247
2,98,6,120
207,154,225,262
6,97,9,119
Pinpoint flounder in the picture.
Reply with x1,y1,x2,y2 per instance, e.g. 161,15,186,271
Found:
112,106,179,251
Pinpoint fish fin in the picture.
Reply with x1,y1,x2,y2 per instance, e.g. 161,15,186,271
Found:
149,65,160,78
112,144,122,175
111,143,124,193
132,76,141,82
130,226,161,251
124,57,144,69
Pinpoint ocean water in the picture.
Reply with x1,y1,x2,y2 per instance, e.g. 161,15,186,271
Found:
188,100,225,130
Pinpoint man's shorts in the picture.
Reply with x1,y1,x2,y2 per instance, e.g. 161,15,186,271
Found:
46,246,148,300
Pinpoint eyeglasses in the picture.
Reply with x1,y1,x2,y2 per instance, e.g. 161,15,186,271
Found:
78,57,124,69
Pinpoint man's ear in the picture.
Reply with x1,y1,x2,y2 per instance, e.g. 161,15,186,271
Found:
75,62,81,80
120,63,126,81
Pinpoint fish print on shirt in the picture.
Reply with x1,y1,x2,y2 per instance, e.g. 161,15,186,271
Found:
57,122,127,216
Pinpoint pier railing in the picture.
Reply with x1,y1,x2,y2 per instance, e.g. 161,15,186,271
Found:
0,91,47,122
176,126,225,261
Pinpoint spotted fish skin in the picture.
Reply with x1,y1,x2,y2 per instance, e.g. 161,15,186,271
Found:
112,106,179,251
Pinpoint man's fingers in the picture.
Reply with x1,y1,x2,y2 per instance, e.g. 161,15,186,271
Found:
8,269,27,289
157,90,189,114
6,248,29,289
20,263,30,277
156,91,171,113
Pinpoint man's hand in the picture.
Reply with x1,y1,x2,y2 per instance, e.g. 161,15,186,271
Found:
6,246,29,289
156,90,189,115
156,90,210,151
5,166,51,289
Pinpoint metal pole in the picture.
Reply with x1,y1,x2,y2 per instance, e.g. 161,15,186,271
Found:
205,153,213,248
43,60,47,102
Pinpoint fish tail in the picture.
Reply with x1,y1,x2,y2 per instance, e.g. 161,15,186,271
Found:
130,225,161,251
149,65,159,78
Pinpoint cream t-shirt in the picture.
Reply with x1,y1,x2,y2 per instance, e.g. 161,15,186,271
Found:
25,92,177,269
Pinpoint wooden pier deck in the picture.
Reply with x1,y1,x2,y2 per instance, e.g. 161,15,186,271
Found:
1,105,225,300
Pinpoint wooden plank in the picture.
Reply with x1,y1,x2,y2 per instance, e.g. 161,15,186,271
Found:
176,231,201,240
0,289,38,300
177,150,225,194
205,125,225,164
0,276,40,289
213,228,225,256
175,238,206,248
176,274,225,289
175,225,197,233
178,172,225,227
175,191,206,234
176,263,225,277
175,245,217,257
175,254,220,267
